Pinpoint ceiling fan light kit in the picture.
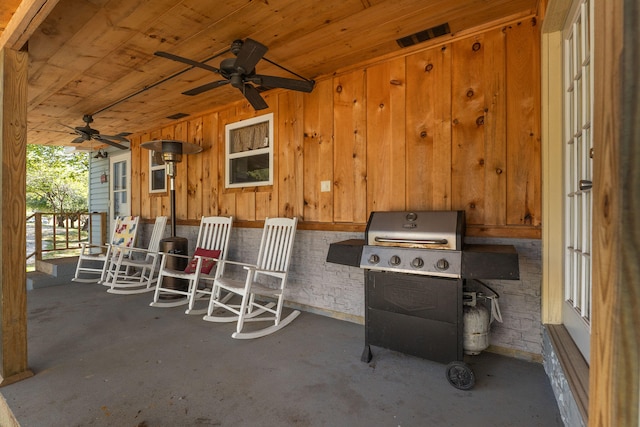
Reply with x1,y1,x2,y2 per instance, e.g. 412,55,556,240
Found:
93,149,109,159
155,38,315,111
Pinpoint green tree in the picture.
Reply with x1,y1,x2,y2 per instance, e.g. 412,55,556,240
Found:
27,145,89,217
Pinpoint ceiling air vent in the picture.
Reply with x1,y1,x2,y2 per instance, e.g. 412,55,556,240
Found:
396,23,451,48
166,112,190,120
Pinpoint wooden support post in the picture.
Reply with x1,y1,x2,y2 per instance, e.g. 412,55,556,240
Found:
0,48,33,386
591,0,640,425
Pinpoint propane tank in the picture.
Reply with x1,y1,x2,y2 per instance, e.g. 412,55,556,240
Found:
463,293,491,355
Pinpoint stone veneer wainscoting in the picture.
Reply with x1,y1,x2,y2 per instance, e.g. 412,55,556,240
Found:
140,223,544,360
543,328,587,427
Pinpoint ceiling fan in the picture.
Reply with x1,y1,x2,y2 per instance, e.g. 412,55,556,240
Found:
155,38,315,110
61,115,131,150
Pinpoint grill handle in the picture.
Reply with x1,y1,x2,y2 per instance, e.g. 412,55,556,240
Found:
374,237,449,245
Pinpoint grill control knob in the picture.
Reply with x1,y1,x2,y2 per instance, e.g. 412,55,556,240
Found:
435,258,449,271
389,255,401,266
368,254,380,265
411,257,424,268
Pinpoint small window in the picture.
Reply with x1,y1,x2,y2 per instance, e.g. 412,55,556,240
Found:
149,151,166,193
225,113,273,188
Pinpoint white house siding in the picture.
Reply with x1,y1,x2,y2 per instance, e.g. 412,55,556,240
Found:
88,156,110,242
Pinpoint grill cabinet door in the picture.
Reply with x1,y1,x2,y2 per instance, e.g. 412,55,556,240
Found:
364,271,463,364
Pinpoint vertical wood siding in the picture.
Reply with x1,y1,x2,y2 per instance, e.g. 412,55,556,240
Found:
406,44,452,212
333,70,367,223
130,19,541,238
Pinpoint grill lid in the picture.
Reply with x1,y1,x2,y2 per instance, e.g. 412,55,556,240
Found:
365,211,465,251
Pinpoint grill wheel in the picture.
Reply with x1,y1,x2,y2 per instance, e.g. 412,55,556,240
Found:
446,361,475,390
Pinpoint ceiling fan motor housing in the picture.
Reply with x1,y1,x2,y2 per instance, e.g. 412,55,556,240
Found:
230,74,244,89
230,39,244,55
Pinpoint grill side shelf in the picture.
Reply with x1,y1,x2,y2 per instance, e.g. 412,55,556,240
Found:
326,239,364,267
461,244,520,280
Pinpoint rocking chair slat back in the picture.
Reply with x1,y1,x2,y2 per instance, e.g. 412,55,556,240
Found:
257,217,297,273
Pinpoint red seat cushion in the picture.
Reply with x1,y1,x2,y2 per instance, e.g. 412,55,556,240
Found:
184,248,221,274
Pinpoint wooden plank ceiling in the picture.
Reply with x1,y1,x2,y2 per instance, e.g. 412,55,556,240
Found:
3,0,538,150
0,0,22,34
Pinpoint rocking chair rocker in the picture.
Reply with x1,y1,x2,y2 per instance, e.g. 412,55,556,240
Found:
203,217,299,339
150,216,233,314
104,216,168,294
72,215,139,283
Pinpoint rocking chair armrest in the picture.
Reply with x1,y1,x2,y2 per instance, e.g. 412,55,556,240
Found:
113,246,159,261
80,242,109,256
105,242,138,255
79,241,106,249
158,251,223,264
158,251,191,260
216,259,257,269
158,251,192,261
194,254,221,262
245,267,287,278
121,246,159,256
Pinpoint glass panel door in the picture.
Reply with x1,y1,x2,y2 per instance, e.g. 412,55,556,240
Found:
562,0,593,363
109,152,131,221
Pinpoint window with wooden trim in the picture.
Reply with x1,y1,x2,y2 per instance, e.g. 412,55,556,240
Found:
149,150,167,193
225,113,273,188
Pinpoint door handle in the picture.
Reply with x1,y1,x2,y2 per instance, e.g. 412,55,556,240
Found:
579,180,592,191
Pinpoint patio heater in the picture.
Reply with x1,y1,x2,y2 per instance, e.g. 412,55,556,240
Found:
141,140,203,294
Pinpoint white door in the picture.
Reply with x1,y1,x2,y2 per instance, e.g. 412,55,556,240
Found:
562,0,593,362
109,151,131,221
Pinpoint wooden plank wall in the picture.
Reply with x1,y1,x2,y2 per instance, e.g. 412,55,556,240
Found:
130,18,541,238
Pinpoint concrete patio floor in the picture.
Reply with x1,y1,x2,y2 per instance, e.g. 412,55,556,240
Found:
1,281,563,426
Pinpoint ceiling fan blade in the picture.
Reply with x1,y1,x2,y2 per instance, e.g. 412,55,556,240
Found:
48,129,76,135
183,79,230,96
59,123,78,131
59,123,85,136
154,51,221,74
252,75,315,93
71,136,85,144
100,133,130,143
240,84,269,110
93,135,129,150
233,39,268,74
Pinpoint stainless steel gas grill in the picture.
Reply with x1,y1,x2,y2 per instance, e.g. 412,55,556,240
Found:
360,211,466,380
326,210,520,390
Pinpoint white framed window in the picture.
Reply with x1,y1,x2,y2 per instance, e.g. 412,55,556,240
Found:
562,0,593,362
148,151,166,193
225,113,273,188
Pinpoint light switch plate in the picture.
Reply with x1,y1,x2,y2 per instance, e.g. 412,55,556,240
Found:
321,180,331,192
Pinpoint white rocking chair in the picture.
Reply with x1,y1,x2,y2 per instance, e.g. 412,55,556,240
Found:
72,215,140,283
104,216,168,294
203,217,299,339
150,216,233,314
